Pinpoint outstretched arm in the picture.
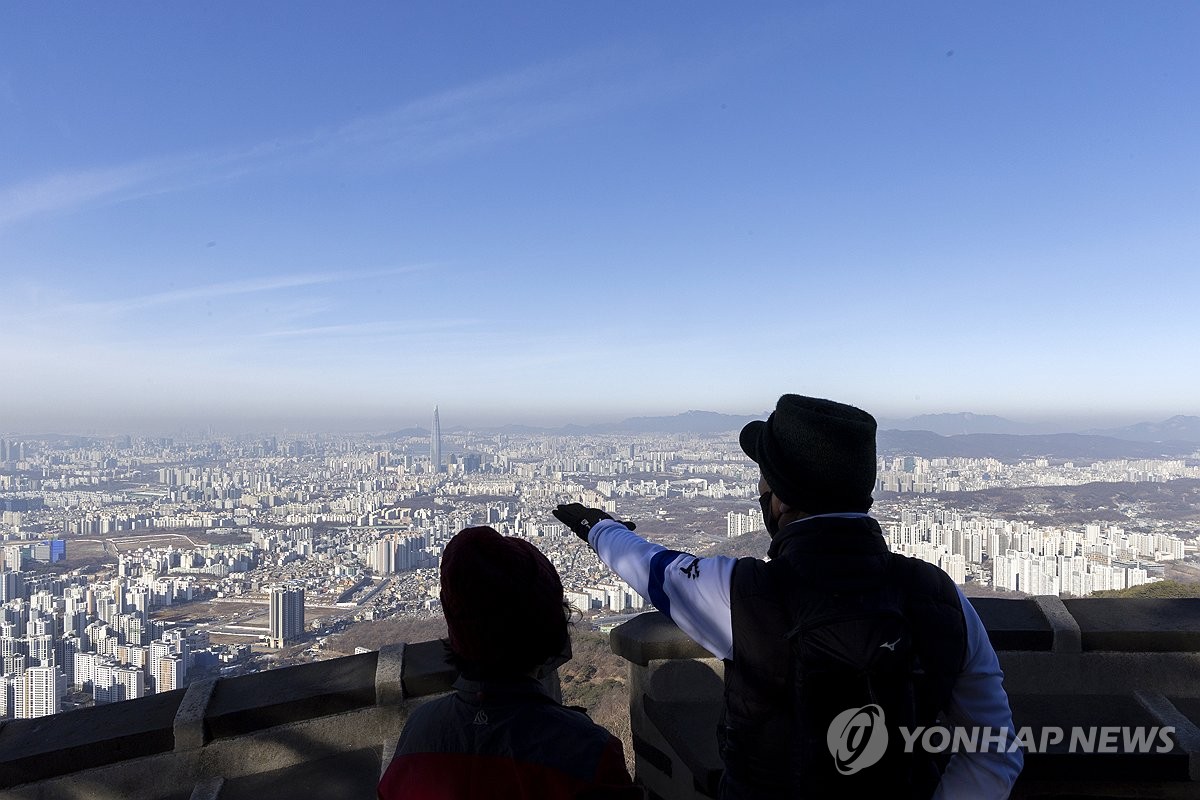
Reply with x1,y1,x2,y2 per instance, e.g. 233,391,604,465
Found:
586,519,736,661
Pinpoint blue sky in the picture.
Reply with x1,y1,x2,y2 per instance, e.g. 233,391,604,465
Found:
1,2,1197,433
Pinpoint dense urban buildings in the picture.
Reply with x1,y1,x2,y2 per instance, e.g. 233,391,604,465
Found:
0,422,1197,720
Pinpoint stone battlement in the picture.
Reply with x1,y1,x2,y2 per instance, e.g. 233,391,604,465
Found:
4,598,1200,798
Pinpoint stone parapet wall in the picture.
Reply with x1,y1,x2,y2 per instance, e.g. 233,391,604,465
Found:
4,598,1200,799
610,598,1200,800
0,641,455,800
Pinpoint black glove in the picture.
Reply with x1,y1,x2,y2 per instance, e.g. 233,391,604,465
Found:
553,503,636,542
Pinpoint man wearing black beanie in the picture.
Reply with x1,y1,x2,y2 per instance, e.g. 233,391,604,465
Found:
554,394,1021,799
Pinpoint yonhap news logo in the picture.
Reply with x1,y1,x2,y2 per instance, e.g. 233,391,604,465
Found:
826,704,1177,774
827,704,889,774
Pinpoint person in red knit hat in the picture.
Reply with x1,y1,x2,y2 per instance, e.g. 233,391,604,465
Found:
378,526,641,800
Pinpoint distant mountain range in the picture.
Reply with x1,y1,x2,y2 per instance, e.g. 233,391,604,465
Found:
413,410,767,437
875,412,1200,443
366,410,1200,459
571,410,766,435
1085,416,1200,444
371,427,430,439
876,430,1195,460
875,413,1064,436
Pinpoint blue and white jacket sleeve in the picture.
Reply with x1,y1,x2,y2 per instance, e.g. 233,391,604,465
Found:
588,519,736,661
933,588,1024,799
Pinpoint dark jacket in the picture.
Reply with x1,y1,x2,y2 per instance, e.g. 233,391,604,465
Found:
378,674,641,800
719,515,968,799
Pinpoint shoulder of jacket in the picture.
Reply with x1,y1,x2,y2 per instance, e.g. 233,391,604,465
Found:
729,556,773,596
894,553,964,605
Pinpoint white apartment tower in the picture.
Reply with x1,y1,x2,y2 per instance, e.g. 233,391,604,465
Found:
15,666,62,718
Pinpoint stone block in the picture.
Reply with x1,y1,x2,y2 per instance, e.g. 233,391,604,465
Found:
1064,599,1200,652
206,652,376,740
375,643,405,707
174,679,217,752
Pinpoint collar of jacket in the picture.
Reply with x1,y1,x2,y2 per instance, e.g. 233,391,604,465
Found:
766,513,888,561
453,674,556,706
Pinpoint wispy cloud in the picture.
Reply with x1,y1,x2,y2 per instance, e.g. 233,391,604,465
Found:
66,265,431,317
0,45,685,229
0,159,176,229
306,47,676,168
259,318,478,339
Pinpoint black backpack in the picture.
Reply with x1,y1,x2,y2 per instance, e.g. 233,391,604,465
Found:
777,556,942,797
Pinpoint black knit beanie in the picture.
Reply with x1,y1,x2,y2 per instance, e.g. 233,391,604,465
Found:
739,394,877,513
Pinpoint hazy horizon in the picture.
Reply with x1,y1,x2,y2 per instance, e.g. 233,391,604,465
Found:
3,3,1197,432
1,405,1192,439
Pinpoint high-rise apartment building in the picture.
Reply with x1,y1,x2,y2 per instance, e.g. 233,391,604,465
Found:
268,585,304,649
0,673,15,719
74,652,100,690
15,666,62,719
370,538,396,575
0,571,20,603
430,406,442,473
155,654,184,692
27,634,54,667
57,636,81,685
2,547,22,573
113,665,146,702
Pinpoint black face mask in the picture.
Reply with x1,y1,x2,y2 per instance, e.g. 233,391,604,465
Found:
759,490,779,537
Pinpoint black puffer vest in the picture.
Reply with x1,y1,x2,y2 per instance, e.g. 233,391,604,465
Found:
718,516,967,800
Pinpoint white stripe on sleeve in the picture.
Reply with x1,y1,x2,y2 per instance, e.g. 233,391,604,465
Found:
589,519,735,660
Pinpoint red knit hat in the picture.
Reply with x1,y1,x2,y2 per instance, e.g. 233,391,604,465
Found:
441,526,568,675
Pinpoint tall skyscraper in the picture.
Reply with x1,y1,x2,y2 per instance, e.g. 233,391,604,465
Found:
430,405,443,473
268,584,305,649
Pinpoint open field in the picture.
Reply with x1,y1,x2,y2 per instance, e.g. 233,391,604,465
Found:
107,533,199,552
60,539,109,559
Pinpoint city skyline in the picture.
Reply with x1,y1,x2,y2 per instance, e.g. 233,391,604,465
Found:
1,404,1199,438
2,3,1197,430
0,423,1195,722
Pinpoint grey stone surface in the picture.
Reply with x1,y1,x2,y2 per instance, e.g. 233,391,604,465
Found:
1139,691,1200,781
642,696,721,797
399,639,456,697
216,745,379,800
610,611,709,666
1033,595,1082,653
197,707,380,781
0,751,199,800
206,652,376,740
174,679,217,752
1065,599,1200,652
188,776,223,800
0,688,185,790
969,597,1054,651
1000,651,1200,697
375,643,405,706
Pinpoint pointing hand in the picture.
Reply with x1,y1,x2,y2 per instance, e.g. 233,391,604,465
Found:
552,503,636,543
